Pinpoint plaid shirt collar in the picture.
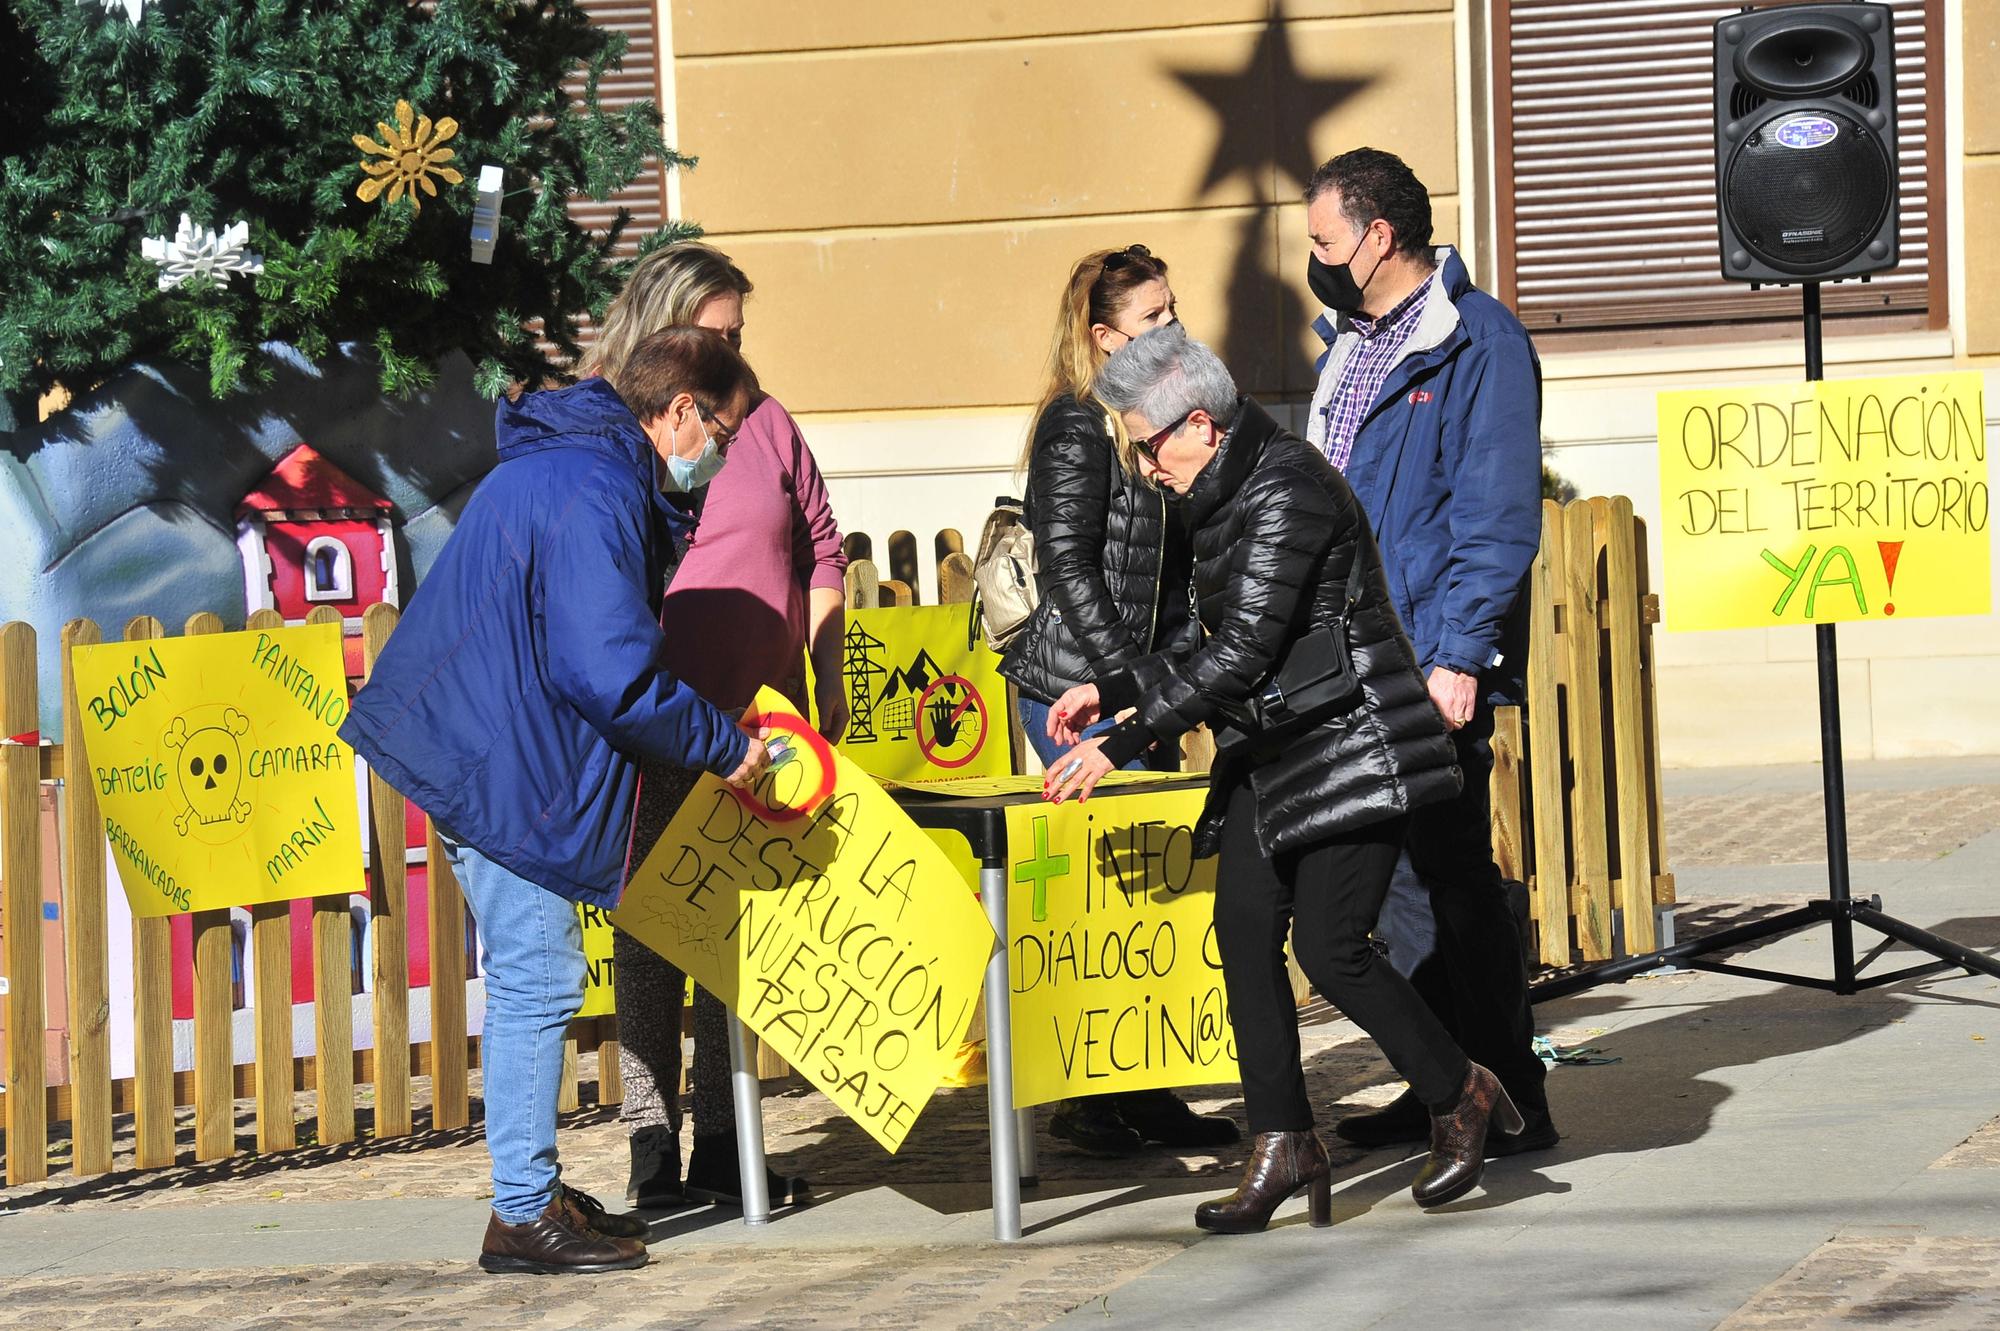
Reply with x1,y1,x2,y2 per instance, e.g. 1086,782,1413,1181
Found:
1346,278,1432,342
1315,272,1437,472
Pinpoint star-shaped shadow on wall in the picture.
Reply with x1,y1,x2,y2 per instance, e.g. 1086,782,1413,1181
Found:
1165,7,1375,396
1172,8,1371,200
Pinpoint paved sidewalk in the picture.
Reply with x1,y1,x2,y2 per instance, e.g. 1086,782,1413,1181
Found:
2,759,1997,1330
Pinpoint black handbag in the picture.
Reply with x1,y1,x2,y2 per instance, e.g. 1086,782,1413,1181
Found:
1223,589,1364,745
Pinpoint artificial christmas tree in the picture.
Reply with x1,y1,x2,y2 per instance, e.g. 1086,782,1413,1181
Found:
0,0,693,427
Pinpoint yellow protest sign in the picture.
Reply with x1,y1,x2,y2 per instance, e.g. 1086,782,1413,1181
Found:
612,687,996,1151
892,772,1176,798
576,904,616,1018
69,621,365,916
836,604,1009,781
1005,789,1236,1109
1657,372,1990,631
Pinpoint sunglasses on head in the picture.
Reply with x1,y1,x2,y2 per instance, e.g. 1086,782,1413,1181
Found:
1100,243,1154,273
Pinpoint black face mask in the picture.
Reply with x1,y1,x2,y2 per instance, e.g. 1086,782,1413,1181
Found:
1307,227,1383,315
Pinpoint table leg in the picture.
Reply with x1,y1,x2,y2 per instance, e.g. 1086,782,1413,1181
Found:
1016,1106,1039,1186
726,1013,771,1227
981,864,1021,1242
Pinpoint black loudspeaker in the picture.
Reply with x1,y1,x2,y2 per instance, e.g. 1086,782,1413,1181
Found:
1714,3,1899,282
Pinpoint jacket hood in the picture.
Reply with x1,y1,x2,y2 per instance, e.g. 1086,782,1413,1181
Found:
493,376,693,541
495,376,651,471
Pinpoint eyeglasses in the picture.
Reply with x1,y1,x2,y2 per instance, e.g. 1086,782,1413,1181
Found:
1132,410,1193,464
696,406,738,449
1100,243,1154,272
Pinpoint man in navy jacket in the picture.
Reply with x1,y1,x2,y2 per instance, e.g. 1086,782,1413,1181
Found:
343,328,770,1274
1300,148,1555,1154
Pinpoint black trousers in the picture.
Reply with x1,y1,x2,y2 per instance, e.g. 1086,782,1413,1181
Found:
1215,782,1468,1134
1400,707,1548,1114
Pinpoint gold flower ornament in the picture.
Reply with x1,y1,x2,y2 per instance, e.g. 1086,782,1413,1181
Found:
353,100,464,211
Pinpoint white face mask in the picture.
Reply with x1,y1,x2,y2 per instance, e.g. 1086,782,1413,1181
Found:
659,411,728,492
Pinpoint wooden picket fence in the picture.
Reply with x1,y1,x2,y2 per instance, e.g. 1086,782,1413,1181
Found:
0,501,1670,1187
1490,497,1676,967
0,604,620,1188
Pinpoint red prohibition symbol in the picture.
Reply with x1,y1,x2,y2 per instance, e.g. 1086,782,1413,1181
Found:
915,675,988,770
730,703,836,823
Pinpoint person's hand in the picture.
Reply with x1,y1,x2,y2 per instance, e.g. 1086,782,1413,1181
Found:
1048,684,1101,746
1043,737,1115,804
723,726,774,789
1427,666,1479,732
814,675,849,744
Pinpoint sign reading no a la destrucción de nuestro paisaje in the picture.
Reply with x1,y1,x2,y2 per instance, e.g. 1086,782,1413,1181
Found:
70,621,366,916
613,687,996,1152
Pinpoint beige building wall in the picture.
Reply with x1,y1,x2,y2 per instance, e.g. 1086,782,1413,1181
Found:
662,1,1999,767
665,1,1461,562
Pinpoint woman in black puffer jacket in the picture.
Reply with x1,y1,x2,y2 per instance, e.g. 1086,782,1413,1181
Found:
1002,244,1195,751
999,246,1232,1160
1045,326,1525,1235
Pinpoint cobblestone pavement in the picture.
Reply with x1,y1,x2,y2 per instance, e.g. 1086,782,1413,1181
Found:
0,1241,1187,1331
1931,1115,2000,1170
1663,785,2000,867
3,773,1996,1330
3,1008,1452,1213
1716,1235,2000,1330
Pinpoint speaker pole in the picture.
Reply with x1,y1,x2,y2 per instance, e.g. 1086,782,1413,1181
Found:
1801,281,1860,993
1533,277,2000,1003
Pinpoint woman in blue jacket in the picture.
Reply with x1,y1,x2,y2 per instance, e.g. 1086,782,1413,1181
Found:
342,328,771,1276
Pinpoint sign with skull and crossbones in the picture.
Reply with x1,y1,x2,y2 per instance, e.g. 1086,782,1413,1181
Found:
164,709,255,834
70,621,365,916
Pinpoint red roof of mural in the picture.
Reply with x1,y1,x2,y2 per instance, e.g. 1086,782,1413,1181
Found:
237,444,392,515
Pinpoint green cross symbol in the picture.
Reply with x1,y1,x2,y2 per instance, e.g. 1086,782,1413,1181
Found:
1014,815,1070,923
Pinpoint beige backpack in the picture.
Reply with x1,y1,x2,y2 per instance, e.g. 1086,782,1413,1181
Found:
971,498,1039,652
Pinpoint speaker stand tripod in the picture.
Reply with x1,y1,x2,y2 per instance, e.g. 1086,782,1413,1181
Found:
1533,281,2000,1002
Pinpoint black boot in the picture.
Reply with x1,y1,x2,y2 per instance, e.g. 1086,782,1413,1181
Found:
1113,1089,1240,1149
1339,1086,1558,1158
625,1125,682,1209
1193,1130,1333,1235
1332,1087,1428,1149
1048,1097,1144,1157
684,1131,811,1208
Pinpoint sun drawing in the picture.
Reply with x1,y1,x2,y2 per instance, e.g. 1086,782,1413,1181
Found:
353,100,464,211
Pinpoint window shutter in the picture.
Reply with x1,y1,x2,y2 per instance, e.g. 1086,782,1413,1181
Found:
568,0,670,261
1492,0,1943,335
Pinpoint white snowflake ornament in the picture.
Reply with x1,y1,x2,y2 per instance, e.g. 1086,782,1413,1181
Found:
86,0,146,24
140,215,264,291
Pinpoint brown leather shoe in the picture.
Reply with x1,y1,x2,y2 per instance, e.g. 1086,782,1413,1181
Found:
479,1195,649,1274
558,1182,649,1239
1411,1063,1525,1209
1193,1130,1333,1234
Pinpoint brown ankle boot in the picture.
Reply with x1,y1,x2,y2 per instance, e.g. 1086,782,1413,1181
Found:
1193,1130,1333,1234
1411,1063,1525,1210
478,1195,649,1274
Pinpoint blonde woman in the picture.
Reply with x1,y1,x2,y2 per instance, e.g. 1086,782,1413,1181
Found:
998,245,1236,1157
587,242,846,1210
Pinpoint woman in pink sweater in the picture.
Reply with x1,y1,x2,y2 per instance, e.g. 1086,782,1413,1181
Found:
580,242,847,1211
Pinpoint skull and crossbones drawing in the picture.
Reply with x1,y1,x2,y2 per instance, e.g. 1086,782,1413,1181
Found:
164,709,253,835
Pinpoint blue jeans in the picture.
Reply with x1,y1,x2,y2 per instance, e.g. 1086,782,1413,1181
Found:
440,833,584,1224
1375,852,1436,978
1017,694,1178,773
